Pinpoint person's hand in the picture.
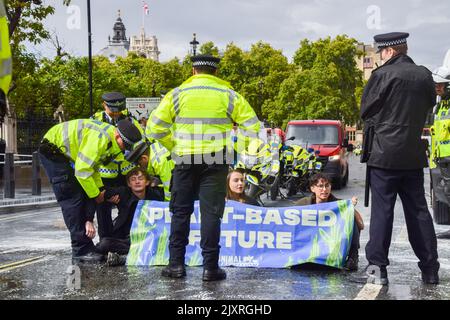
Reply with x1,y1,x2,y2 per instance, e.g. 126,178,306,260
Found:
85,221,96,239
351,196,358,206
107,195,120,204
95,190,106,204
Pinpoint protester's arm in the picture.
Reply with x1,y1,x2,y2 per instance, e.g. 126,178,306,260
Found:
105,186,131,205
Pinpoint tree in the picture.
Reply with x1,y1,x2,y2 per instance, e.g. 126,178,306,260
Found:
220,41,291,120
265,35,363,128
199,41,219,57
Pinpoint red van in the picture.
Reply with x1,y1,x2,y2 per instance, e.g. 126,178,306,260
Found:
284,120,353,189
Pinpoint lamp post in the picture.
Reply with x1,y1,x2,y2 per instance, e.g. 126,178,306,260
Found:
87,0,93,116
190,33,199,56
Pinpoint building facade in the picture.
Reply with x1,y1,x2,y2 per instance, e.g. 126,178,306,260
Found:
356,43,382,81
98,11,160,63
98,11,130,62
129,28,160,62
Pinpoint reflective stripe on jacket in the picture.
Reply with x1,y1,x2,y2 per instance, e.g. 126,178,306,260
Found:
147,74,260,156
43,119,124,198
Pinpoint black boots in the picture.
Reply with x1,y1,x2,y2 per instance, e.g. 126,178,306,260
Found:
161,264,187,278
366,265,388,285
436,230,450,239
202,268,227,281
343,250,359,271
72,251,105,265
421,271,439,284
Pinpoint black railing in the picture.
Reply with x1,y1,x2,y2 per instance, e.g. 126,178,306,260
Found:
16,114,57,155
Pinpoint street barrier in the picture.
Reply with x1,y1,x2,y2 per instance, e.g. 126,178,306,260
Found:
1,152,41,198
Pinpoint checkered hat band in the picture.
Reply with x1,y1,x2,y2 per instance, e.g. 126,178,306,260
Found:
193,61,218,68
117,129,134,147
106,101,125,107
377,38,407,47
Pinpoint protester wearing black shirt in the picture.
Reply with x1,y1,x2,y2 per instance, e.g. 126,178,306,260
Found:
96,167,164,265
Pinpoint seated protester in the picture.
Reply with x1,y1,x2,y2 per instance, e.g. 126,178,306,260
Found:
226,169,260,206
96,167,164,266
295,173,364,271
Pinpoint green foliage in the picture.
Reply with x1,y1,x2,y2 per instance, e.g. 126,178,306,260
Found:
10,33,365,126
199,41,219,57
266,35,364,128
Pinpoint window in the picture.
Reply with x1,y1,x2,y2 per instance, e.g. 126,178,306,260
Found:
285,125,339,146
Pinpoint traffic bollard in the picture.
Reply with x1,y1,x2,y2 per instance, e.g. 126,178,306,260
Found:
32,151,41,196
3,152,15,198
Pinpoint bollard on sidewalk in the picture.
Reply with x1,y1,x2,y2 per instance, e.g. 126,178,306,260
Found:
3,152,15,198
32,151,41,196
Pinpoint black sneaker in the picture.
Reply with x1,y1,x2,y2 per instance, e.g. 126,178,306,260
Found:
72,252,105,265
436,230,450,239
202,268,227,281
421,272,439,284
343,255,359,271
106,252,127,266
366,265,388,285
161,265,186,278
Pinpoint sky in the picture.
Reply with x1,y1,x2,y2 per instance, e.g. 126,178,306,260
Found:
28,0,450,71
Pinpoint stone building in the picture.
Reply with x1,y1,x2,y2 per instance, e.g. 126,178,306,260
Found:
356,43,382,81
129,28,160,62
98,11,130,62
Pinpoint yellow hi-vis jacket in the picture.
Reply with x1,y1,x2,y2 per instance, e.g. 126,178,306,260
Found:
91,110,142,178
145,139,175,201
147,74,260,157
43,119,125,198
431,99,450,169
0,1,12,95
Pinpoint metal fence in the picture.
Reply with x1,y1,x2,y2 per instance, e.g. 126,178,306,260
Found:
16,114,57,155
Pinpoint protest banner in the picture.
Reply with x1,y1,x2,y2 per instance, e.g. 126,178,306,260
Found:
127,200,354,268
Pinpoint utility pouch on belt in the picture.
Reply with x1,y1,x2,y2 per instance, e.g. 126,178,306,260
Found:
38,139,67,162
51,174,69,184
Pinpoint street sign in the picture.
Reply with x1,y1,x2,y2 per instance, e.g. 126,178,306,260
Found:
126,97,161,120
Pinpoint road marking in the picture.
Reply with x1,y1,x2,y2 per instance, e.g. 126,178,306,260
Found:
0,255,48,273
0,209,60,222
354,283,383,300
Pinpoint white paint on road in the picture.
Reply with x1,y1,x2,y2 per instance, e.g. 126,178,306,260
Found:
354,283,383,300
0,208,61,222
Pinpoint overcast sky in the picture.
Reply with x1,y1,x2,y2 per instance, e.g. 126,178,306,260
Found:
29,0,450,71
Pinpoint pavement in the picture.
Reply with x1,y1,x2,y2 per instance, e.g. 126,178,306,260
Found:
0,189,57,213
1,155,450,301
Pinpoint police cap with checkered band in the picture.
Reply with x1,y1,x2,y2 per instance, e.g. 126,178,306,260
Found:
102,92,126,112
374,32,409,53
190,54,221,70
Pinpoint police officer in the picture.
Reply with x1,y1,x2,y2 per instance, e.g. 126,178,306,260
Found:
430,67,450,239
38,119,142,264
125,137,175,201
361,32,439,285
0,0,11,122
147,54,260,281
92,92,140,240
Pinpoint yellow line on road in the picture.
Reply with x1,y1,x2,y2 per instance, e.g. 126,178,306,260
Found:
0,256,47,273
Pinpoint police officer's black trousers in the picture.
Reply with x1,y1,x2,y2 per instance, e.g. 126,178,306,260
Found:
366,167,439,273
96,176,125,240
169,164,228,270
38,152,96,257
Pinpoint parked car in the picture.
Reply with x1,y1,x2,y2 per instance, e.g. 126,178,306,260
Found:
284,120,353,189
